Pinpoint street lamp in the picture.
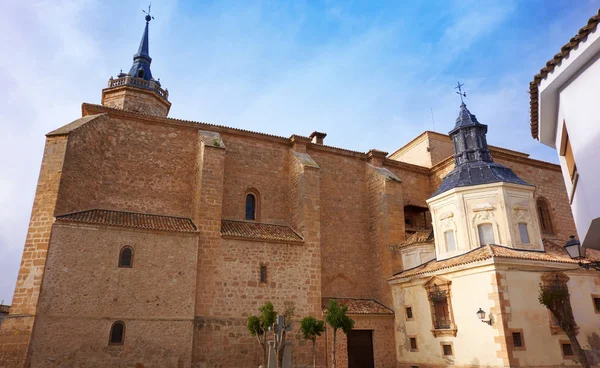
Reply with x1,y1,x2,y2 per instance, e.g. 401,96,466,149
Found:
564,235,586,259
476,308,492,325
563,236,600,271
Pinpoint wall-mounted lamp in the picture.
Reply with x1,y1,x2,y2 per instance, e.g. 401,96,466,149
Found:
563,235,600,271
476,308,492,325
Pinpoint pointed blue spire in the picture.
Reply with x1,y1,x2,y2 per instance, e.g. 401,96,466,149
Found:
134,20,151,61
127,11,154,81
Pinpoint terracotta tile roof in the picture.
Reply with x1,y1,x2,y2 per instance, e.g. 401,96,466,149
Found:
321,297,394,315
56,209,197,233
221,220,303,243
397,229,434,248
391,239,600,279
529,9,600,139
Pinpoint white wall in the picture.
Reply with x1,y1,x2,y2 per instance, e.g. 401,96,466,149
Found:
556,56,600,248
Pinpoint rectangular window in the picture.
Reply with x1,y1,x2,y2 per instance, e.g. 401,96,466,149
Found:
593,297,600,313
444,230,456,252
260,265,267,283
442,344,453,356
512,332,523,348
562,343,573,357
433,298,451,329
518,223,530,244
410,337,418,351
563,135,577,181
478,223,495,245
406,306,413,319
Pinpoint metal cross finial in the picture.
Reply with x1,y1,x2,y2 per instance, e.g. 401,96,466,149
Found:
143,3,154,22
455,81,466,104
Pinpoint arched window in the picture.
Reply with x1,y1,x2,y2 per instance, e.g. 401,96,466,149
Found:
537,198,554,235
478,223,495,246
444,230,456,252
245,193,257,221
109,321,125,345
119,247,133,268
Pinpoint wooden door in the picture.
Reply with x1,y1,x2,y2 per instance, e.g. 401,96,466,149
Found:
347,330,374,368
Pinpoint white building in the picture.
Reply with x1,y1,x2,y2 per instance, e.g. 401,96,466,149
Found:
530,9,600,250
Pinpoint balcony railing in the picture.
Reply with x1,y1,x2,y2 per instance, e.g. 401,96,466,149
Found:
107,76,169,100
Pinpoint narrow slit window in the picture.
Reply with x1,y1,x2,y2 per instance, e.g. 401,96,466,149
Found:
260,265,267,283
518,223,530,244
410,337,417,351
109,321,125,345
245,193,256,220
478,223,494,246
406,306,413,319
444,230,456,252
562,134,577,181
119,247,133,268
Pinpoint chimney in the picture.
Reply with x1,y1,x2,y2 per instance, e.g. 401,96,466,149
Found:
309,131,327,145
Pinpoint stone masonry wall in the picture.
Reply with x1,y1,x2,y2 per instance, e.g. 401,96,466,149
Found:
366,163,405,306
56,115,198,218
28,223,197,367
309,149,375,299
220,134,290,224
0,135,68,367
102,87,170,117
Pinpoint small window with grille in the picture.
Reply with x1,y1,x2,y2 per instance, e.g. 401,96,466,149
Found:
406,306,413,319
562,343,573,357
512,332,523,348
442,344,453,356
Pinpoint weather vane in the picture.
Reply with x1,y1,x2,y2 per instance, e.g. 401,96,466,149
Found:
455,81,466,104
143,3,154,23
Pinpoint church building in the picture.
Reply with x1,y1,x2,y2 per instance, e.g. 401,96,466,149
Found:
1,13,599,368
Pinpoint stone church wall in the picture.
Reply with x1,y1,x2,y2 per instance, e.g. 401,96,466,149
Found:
220,134,291,224
28,223,198,367
55,115,198,218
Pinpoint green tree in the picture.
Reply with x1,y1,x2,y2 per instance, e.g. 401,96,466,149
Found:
325,300,354,368
247,301,277,366
539,280,590,368
300,316,326,368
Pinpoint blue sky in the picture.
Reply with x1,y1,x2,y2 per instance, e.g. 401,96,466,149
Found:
0,0,599,303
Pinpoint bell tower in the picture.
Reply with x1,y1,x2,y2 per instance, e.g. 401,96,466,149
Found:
102,6,171,117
